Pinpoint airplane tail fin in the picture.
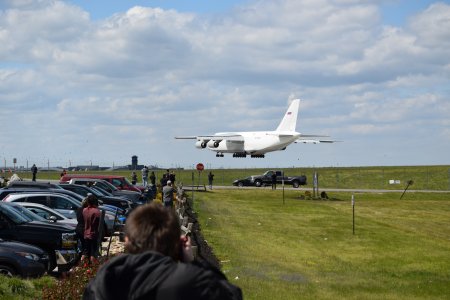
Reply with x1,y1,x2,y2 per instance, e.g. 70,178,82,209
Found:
276,99,300,132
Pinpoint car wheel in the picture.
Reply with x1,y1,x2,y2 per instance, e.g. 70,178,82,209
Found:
255,180,262,187
292,181,299,188
238,182,244,187
0,264,16,277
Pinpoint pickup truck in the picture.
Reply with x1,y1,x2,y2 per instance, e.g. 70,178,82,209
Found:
233,170,307,188
0,202,78,272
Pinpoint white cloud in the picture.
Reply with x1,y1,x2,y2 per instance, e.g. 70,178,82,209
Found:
0,0,449,168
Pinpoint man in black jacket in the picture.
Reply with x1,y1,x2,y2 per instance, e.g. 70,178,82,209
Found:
83,203,242,300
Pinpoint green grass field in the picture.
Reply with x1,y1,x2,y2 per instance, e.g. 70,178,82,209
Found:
194,189,450,300
2,166,450,298
13,165,450,190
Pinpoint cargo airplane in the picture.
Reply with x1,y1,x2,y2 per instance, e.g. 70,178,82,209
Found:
175,99,336,158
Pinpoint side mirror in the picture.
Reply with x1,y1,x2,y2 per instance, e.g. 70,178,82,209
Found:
49,216,57,222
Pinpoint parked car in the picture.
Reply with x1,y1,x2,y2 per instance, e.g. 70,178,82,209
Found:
3,193,121,236
232,176,257,187
233,170,307,188
0,202,78,272
0,187,125,218
59,183,132,212
66,178,142,203
6,181,63,189
13,202,77,228
0,238,49,278
60,174,144,193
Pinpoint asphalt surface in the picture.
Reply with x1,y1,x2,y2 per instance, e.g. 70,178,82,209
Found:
187,185,449,193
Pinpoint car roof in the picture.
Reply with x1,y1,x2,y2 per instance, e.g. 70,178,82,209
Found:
68,178,110,182
7,181,62,188
4,192,79,201
62,174,125,180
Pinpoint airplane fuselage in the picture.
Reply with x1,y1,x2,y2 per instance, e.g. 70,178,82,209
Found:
208,131,301,155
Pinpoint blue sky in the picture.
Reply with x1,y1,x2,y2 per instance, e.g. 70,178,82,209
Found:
0,0,449,170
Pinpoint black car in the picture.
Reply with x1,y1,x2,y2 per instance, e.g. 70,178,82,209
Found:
0,202,78,272
0,238,49,278
59,183,132,212
232,177,258,187
67,178,142,203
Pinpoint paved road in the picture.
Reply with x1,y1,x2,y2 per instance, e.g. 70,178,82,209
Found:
189,185,449,193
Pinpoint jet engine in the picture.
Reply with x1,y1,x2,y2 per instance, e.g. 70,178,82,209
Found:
207,140,221,148
195,140,208,149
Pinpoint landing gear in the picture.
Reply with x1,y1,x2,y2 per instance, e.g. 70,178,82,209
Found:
250,154,265,158
215,152,224,157
233,152,247,158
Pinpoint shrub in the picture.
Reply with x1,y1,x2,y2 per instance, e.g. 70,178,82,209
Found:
42,257,110,300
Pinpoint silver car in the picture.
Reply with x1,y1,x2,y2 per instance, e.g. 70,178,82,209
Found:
3,193,119,236
13,202,77,228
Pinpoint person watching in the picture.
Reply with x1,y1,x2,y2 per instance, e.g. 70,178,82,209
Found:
83,203,242,300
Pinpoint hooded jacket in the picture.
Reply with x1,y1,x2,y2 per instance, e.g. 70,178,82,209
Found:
83,251,242,300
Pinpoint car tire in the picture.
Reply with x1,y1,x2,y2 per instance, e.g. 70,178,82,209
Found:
238,182,244,187
255,180,262,187
0,264,17,277
292,181,300,188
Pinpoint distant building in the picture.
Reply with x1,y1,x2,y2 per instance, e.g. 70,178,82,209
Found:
131,155,138,170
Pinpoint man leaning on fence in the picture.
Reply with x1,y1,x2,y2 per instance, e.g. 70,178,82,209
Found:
83,203,242,300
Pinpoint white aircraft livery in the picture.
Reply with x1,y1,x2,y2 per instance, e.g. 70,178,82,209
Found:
175,99,336,158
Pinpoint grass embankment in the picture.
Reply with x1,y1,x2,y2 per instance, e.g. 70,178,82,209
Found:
194,189,450,300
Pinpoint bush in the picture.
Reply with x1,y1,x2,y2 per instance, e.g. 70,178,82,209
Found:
42,257,110,300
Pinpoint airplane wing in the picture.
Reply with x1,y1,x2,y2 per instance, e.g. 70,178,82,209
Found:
175,134,244,141
296,139,337,144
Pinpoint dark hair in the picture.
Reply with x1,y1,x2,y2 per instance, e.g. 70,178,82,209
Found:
86,194,98,206
125,203,181,260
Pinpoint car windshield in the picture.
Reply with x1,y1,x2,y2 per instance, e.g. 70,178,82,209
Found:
0,204,33,224
10,205,47,222
91,186,108,196
123,178,133,186
94,181,117,192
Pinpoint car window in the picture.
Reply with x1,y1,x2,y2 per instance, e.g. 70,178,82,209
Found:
27,195,48,206
95,182,114,192
9,205,41,222
0,205,30,224
29,207,63,220
111,179,122,187
49,196,75,210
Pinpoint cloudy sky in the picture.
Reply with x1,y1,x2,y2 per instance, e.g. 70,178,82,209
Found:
1,0,449,170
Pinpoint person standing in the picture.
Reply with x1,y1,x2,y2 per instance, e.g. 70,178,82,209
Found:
149,171,156,186
208,172,214,190
76,198,88,261
169,171,176,185
271,172,277,190
162,180,174,207
131,171,137,185
31,164,37,181
141,166,149,187
81,194,101,264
